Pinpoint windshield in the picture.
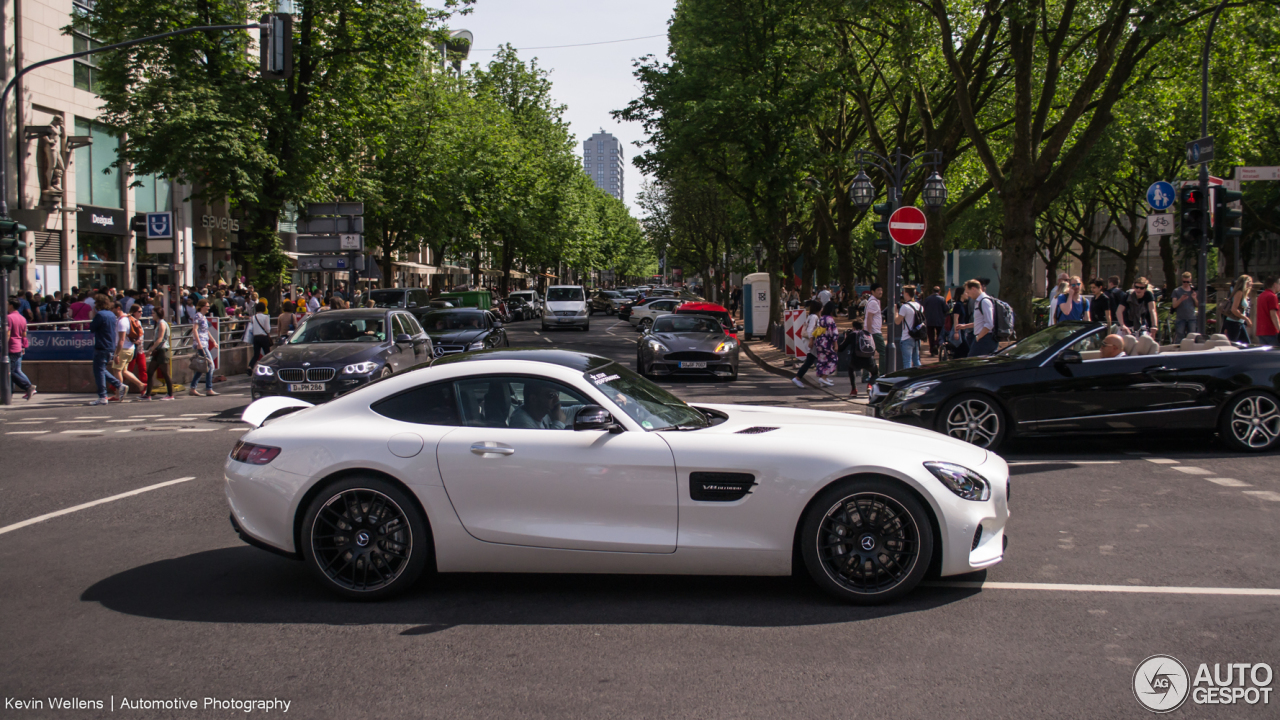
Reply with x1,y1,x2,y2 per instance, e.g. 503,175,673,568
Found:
586,364,709,431
548,287,584,302
368,290,406,307
997,323,1090,359
653,316,721,334
289,316,386,344
421,311,485,331
600,291,622,298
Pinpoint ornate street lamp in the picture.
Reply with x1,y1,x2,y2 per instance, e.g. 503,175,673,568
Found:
849,169,875,210
922,171,948,209
786,234,799,254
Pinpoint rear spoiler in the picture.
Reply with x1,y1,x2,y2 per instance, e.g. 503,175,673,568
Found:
242,396,315,428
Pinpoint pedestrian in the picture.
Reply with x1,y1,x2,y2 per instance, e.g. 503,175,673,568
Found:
1222,274,1253,344
838,319,879,397
1118,277,1157,336
1052,275,1090,323
306,290,321,314
125,304,150,399
791,300,823,388
957,279,998,356
812,301,840,387
89,295,123,405
1254,276,1280,347
1169,272,1198,342
1046,272,1070,326
189,299,219,397
1106,276,1127,327
248,301,273,372
922,286,947,356
817,285,832,306
141,306,175,401
894,285,924,369
864,283,885,374
1090,279,1113,330
5,297,36,400
276,300,297,343
111,302,145,401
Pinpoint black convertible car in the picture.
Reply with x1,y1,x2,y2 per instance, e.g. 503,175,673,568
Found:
869,322,1280,452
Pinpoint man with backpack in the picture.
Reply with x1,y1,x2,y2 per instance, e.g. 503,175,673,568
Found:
956,279,999,356
894,285,926,369
110,301,146,401
838,319,879,398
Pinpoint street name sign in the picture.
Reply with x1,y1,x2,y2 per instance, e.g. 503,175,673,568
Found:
1147,213,1174,236
1146,181,1175,211
1240,166,1280,181
888,206,927,246
298,255,349,271
297,234,364,253
1186,135,1214,166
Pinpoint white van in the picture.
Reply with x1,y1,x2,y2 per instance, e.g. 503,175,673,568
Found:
542,285,589,331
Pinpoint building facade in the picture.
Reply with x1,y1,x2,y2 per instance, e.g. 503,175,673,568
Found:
582,129,624,200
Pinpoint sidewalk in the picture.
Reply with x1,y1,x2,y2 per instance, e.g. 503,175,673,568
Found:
0,374,252,410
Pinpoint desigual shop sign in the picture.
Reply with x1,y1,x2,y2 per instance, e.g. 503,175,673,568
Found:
77,206,127,236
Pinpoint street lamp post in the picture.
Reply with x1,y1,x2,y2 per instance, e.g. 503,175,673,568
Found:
848,148,945,374
1197,0,1229,338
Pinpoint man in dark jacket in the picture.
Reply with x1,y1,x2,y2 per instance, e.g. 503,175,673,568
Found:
922,286,948,356
89,294,123,405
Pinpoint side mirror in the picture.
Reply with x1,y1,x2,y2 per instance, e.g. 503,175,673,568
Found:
395,333,412,344
735,324,744,333
492,320,503,329
1057,349,1082,364
574,404,624,433
407,302,417,308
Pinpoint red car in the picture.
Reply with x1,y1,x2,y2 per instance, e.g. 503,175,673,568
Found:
675,302,740,339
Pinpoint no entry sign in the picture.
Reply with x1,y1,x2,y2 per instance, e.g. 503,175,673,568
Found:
888,206,926,246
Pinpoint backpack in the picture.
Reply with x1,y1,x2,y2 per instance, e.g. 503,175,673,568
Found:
855,330,876,358
906,302,927,341
127,316,143,342
983,296,1016,341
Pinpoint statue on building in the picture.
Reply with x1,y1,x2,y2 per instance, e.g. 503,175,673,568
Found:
36,116,67,202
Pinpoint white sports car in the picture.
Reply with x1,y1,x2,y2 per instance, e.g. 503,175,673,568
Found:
226,349,1009,604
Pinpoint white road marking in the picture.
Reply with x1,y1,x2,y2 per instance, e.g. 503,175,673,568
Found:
1206,478,1250,487
1143,458,1179,464
7,421,45,425
130,414,165,418
75,416,108,420
17,417,56,420
926,581,1280,597
1243,491,1280,502
533,331,541,336
106,419,147,423
544,337,552,343
229,428,246,432
1006,460,1121,465
6,430,49,435
181,413,218,416
176,428,217,432
1173,466,1213,475
0,477,197,536
57,420,94,424
61,429,104,434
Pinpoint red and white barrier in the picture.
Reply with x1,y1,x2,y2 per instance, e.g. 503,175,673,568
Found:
784,309,808,359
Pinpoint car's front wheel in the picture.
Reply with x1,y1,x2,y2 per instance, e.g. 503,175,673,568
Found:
300,476,430,600
936,393,1007,451
378,366,392,380
801,477,933,605
1219,390,1280,452
640,317,653,332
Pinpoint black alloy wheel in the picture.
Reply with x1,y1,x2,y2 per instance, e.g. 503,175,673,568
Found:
1219,390,1280,452
378,366,393,380
640,317,654,332
300,476,429,600
801,478,933,604
937,393,1007,451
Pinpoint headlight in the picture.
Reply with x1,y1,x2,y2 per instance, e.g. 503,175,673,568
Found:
254,364,274,376
924,461,991,501
467,340,485,351
646,339,667,353
896,380,939,401
576,307,589,316
342,361,378,375
715,340,738,353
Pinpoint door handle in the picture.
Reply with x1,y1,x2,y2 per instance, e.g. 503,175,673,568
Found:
470,443,514,456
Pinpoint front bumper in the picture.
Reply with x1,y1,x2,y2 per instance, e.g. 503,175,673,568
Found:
251,370,377,401
867,383,941,430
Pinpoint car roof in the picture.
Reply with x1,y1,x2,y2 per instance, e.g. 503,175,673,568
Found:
432,348,615,372
304,308,393,319
548,285,584,289
678,302,728,313
423,307,486,314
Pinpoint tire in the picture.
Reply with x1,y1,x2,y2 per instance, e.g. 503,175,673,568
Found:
541,322,550,332
1219,390,1280,452
299,476,430,600
250,387,262,401
936,393,1007,451
378,366,393,380
608,307,616,316
583,322,590,332
640,317,653,333
800,477,934,605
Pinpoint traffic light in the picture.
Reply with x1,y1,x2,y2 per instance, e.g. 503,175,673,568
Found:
872,201,895,251
0,217,28,269
260,13,293,80
1180,186,1204,244
1214,187,1243,247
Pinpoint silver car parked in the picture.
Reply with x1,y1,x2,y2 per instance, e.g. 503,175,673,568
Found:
636,314,740,380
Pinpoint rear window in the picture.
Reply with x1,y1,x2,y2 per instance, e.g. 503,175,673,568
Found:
548,288,584,302
369,290,406,307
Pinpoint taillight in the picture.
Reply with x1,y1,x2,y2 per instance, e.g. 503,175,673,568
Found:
231,440,281,465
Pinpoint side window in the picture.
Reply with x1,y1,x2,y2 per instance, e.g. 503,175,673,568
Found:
372,381,461,426
403,314,423,335
455,376,590,429
393,315,412,338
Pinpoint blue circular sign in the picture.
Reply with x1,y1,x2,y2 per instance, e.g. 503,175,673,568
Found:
1146,181,1175,211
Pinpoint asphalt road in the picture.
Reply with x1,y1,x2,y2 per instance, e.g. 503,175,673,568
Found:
1,315,1278,718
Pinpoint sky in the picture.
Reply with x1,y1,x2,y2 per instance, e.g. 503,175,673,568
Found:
441,0,677,211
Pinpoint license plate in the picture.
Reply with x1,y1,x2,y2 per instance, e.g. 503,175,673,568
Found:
289,383,326,392
558,318,575,323
679,361,707,369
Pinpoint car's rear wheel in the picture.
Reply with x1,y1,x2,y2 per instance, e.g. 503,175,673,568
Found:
1219,390,1280,452
937,393,1007,451
801,477,933,605
300,476,429,600
640,317,653,332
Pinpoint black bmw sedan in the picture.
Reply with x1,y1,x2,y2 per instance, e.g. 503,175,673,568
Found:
419,308,510,358
251,308,433,401
868,322,1280,452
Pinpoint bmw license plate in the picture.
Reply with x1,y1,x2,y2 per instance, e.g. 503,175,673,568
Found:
679,361,707,369
289,383,326,393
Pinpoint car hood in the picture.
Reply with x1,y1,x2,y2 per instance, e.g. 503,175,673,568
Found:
877,354,1025,387
266,342,387,365
547,300,586,312
692,403,991,468
426,329,487,345
650,332,726,350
